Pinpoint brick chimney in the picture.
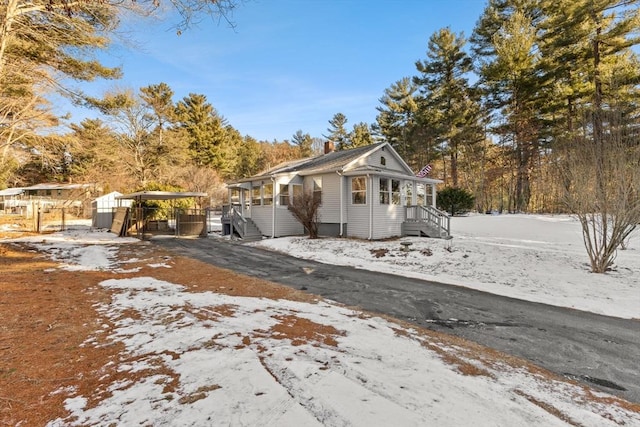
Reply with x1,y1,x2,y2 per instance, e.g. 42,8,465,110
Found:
324,141,335,154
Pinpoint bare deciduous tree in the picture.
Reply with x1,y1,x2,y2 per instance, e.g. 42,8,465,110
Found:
559,112,640,273
288,189,321,239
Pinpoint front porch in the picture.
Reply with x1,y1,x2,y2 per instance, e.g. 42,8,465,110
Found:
403,205,451,239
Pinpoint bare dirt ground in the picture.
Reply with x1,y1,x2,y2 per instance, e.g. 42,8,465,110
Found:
0,233,320,426
1,224,639,426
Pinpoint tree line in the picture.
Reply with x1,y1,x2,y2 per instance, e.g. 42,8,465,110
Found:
1,0,639,213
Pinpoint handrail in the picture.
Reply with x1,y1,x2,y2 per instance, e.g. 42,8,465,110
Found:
230,206,247,237
405,205,450,237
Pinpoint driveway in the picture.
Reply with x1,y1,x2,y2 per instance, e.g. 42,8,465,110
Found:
155,237,640,403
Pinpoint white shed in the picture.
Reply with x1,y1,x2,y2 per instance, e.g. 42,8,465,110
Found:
91,192,131,229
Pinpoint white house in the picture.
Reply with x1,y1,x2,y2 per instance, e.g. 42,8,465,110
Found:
224,142,450,240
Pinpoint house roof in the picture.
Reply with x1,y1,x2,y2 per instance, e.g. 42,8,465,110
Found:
21,183,97,190
116,191,207,201
0,188,24,197
229,142,441,184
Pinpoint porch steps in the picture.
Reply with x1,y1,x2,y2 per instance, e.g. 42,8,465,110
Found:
234,218,263,242
402,222,452,239
402,205,451,239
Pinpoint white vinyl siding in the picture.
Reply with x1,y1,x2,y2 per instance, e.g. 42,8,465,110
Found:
347,175,370,239
372,175,404,239
315,173,341,223
366,147,406,172
250,206,272,236
274,208,304,236
347,205,369,239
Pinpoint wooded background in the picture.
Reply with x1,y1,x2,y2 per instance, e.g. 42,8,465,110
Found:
1,0,638,214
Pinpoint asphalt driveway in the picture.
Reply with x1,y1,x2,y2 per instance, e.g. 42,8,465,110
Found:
155,237,640,403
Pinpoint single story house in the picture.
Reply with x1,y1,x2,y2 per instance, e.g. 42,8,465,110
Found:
224,142,450,240
0,188,26,214
0,183,101,217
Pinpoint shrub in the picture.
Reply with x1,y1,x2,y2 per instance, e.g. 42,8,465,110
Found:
437,187,475,216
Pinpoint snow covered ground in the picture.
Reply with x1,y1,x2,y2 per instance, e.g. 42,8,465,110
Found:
253,214,640,320
3,215,640,426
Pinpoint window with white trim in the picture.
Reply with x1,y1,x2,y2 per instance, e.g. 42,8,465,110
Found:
379,178,390,204
417,183,425,206
404,182,413,206
313,177,322,204
391,179,400,205
279,184,289,206
352,176,367,204
263,183,273,205
292,184,303,203
251,186,261,206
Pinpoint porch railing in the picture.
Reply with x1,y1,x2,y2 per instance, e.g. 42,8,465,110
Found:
230,206,248,237
405,205,450,237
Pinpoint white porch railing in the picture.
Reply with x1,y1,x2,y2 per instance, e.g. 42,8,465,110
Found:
405,205,450,237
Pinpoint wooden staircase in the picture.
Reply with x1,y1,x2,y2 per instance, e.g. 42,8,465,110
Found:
228,207,263,242
402,205,452,239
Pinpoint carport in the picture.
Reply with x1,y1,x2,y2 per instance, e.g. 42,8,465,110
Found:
115,191,208,239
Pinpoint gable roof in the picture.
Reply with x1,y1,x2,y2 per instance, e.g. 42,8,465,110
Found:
278,142,387,175
231,142,436,183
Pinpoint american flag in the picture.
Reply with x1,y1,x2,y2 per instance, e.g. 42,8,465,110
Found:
416,164,432,178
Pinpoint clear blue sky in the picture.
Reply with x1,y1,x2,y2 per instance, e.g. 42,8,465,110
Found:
60,0,488,142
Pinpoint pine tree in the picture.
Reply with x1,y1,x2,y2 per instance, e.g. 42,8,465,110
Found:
292,130,314,157
472,2,542,211
174,93,233,175
324,113,349,150
414,27,482,187
375,77,419,161
349,122,374,148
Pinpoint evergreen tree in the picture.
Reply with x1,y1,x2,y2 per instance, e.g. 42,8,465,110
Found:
472,2,542,211
324,113,349,150
414,27,482,187
174,93,234,175
292,130,314,157
349,122,374,148
375,77,419,161
235,136,262,178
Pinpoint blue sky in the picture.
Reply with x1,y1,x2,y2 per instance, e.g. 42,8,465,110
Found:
61,0,488,142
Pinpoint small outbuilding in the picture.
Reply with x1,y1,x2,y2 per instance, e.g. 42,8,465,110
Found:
91,192,132,229
115,191,208,239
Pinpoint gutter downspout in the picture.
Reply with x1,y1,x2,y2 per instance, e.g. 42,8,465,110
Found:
368,174,373,240
271,176,276,238
337,170,343,237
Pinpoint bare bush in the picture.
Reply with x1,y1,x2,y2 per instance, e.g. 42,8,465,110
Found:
559,113,640,273
288,189,321,239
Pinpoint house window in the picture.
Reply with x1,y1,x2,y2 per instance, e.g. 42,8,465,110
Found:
46,190,52,196
292,184,303,204
417,183,425,206
313,177,322,204
352,176,367,204
279,184,289,206
263,183,273,205
231,188,240,205
379,178,390,204
404,182,413,206
252,186,261,206
380,156,386,166
391,179,400,205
